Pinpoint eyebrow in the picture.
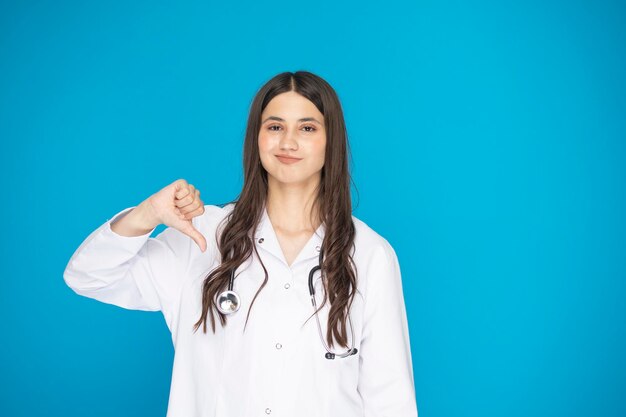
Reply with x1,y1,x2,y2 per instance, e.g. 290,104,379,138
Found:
262,116,323,125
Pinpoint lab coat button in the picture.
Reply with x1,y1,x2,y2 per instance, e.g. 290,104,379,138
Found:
275,342,282,349
258,238,264,243
265,407,272,414
315,245,320,252
284,283,290,289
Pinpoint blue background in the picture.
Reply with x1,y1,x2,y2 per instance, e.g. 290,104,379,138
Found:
1,0,625,416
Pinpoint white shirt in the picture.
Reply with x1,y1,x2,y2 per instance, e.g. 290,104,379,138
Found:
64,203,418,417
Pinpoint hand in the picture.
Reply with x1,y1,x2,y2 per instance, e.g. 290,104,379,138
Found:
142,178,208,252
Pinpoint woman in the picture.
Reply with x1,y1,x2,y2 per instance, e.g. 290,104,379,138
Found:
64,71,418,417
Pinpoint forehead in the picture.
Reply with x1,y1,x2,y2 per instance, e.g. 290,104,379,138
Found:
261,91,323,119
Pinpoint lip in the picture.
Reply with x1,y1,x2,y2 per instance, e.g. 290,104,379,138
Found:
275,154,302,164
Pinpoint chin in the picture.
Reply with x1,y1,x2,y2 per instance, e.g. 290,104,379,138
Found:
271,175,306,185
270,172,323,188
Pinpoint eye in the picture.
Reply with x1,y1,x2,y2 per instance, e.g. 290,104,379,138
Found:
268,125,282,131
302,125,317,132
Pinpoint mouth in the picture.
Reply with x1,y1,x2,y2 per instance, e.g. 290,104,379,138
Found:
275,155,302,164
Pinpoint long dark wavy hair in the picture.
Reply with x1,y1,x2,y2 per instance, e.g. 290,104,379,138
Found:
192,70,358,349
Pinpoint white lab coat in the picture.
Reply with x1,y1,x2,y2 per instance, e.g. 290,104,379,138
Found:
64,202,418,417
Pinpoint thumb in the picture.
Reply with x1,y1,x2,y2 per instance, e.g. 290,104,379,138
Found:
177,221,207,253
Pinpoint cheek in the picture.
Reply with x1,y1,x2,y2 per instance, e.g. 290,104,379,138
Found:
314,139,326,162
257,133,274,157
257,134,278,170
257,133,267,150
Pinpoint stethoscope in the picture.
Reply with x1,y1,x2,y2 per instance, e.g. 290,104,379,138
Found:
216,247,358,360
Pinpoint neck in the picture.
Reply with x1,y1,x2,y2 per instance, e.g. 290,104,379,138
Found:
265,176,321,233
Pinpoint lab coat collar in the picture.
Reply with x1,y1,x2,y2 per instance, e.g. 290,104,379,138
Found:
253,204,325,268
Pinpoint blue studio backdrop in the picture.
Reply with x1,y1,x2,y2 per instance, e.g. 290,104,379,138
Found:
1,1,625,416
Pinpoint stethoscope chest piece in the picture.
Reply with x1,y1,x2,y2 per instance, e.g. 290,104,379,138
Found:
216,290,240,315
217,244,357,359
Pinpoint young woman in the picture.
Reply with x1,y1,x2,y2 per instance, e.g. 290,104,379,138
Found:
64,71,418,417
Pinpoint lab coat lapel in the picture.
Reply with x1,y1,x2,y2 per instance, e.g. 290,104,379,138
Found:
254,205,326,268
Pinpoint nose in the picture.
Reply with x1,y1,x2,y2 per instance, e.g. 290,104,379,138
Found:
279,126,298,150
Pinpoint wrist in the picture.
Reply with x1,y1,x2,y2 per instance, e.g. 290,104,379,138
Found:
133,200,161,231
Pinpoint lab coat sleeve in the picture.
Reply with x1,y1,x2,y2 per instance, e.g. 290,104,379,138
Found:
357,239,418,417
63,206,193,319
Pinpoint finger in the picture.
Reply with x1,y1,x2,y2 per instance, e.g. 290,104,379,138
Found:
180,201,205,218
173,206,190,219
179,191,202,214
175,194,195,208
175,188,190,200
175,183,191,200
184,185,198,201
179,222,207,252
174,179,189,196
176,189,199,212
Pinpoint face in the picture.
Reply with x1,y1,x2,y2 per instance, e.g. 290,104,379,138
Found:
258,91,326,188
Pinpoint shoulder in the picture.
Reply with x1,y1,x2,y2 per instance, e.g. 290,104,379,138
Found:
350,213,398,262
349,214,404,305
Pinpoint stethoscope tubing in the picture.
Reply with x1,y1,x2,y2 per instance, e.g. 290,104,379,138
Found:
217,246,357,359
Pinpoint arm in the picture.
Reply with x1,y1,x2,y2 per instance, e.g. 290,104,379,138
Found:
63,206,194,325
357,239,418,417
